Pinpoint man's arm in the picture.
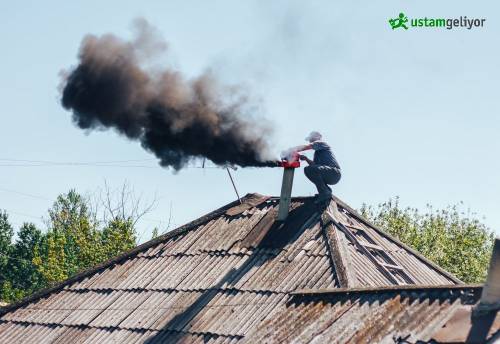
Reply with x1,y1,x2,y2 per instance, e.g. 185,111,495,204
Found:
295,144,313,152
280,144,313,159
296,144,313,164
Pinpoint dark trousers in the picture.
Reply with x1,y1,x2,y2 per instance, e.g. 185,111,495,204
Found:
304,165,341,197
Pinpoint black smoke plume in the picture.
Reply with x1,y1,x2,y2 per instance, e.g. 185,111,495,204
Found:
61,19,275,170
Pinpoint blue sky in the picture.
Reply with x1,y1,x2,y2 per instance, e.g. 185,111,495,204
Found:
1,0,499,240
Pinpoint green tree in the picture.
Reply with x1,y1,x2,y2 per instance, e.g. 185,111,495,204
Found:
33,190,103,283
47,190,100,274
0,210,13,269
33,232,68,284
0,211,14,301
4,223,45,300
102,218,136,259
151,227,159,240
361,197,494,283
32,189,139,287
1,184,153,303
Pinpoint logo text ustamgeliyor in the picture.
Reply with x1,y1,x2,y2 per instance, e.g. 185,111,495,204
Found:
389,13,486,31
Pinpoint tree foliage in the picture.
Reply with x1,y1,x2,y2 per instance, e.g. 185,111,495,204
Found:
101,218,136,259
0,211,15,301
0,184,156,303
0,211,13,275
360,197,495,283
5,223,44,300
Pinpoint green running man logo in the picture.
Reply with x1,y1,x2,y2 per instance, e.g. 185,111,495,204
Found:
389,12,409,30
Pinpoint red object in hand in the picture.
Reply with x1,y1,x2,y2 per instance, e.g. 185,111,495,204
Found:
279,152,301,168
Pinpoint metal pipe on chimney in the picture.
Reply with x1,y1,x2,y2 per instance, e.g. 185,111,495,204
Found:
277,167,295,221
277,152,300,221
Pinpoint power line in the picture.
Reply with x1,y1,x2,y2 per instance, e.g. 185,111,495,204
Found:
0,158,156,165
0,158,245,228
0,157,230,169
3,209,42,220
0,185,171,225
0,158,159,168
0,163,221,169
0,163,159,168
0,187,52,201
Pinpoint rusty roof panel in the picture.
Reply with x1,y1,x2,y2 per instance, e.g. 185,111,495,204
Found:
242,287,497,343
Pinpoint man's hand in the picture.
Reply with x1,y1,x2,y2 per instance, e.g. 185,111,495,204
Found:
298,154,313,165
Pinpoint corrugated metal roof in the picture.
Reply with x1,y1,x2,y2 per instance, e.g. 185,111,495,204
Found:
245,286,499,343
0,193,484,343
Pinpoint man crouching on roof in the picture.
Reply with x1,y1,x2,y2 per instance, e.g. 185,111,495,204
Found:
293,131,341,204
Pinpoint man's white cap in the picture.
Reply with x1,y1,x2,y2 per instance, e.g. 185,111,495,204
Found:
305,131,322,142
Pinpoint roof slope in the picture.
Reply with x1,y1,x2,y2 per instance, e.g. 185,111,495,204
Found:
0,194,462,343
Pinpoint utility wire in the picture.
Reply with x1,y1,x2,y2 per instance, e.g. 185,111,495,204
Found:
0,158,251,225
0,185,171,225
0,158,156,165
0,187,52,201
0,163,221,169
0,158,246,169
0,158,160,168
3,209,41,220
0,164,157,168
